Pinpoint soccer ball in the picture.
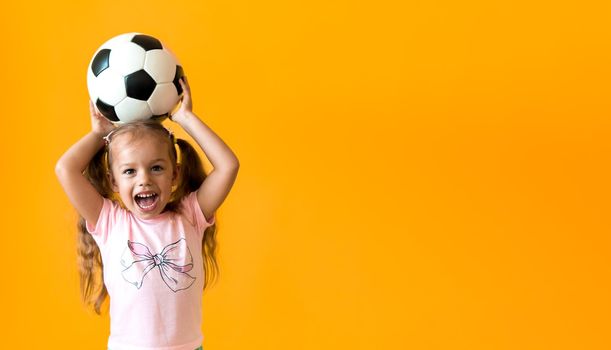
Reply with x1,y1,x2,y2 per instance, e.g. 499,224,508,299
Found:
87,33,184,123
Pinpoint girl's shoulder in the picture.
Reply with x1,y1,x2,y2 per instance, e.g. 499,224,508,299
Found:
100,196,125,215
176,191,198,212
176,191,215,230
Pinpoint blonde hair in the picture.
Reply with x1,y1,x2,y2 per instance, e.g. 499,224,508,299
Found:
77,120,219,314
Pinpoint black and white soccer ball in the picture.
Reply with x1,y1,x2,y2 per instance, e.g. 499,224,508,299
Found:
87,33,184,124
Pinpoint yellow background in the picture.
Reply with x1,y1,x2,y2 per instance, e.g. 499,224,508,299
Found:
1,0,610,349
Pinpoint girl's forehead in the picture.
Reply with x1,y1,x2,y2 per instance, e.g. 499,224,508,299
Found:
112,129,166,143
109,132,174,162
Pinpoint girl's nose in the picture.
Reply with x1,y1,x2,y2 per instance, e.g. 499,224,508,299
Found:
138,172,152,186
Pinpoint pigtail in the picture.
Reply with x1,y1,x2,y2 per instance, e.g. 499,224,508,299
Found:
77,147,111,315
77,217,107,314
169,138,220,290
174,138,205,199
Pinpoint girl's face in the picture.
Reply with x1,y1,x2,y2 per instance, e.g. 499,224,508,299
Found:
108,132,177,219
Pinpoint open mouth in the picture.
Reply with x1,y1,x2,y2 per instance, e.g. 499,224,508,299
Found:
134,192,159,211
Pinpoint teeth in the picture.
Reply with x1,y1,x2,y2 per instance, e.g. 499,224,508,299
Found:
136,193,156,198
140,202,155,209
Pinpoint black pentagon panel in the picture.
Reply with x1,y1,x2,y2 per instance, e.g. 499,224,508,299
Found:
173,65,185,95
125,70,157,101
91,49,111,77
96,99,119,122
131,35,163,51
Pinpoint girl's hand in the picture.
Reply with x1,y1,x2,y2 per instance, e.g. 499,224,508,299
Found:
170,76,193,124
89,100,115,138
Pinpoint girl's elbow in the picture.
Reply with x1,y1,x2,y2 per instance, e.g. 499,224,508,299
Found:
223,160,240,176
230,159,240,175
225,155,240,171
55,159,78,180
215,157,239,174
55,160,66,178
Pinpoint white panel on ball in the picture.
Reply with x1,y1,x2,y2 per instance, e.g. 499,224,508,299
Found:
87,68,98,102
148,83,179,115
115,98,153,123
95,69,127,105
144,50,177,83
110,42,147,76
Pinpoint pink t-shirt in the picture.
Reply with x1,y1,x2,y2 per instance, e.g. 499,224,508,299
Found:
87,192,215,350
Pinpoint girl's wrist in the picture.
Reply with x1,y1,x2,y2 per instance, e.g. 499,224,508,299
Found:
90,130,109,144
91,130,105,138
89,131,106,147
172,110,198,125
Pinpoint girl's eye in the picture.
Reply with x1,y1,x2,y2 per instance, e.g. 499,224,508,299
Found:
152,165,163,172
123,169,135,175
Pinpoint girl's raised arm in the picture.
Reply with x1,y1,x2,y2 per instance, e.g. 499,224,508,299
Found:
55,101,115,227
171,77,240,221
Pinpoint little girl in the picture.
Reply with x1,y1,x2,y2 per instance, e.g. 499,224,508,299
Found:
56,77,239,350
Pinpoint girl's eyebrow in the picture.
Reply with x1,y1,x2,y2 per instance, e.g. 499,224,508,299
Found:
119,159,168,167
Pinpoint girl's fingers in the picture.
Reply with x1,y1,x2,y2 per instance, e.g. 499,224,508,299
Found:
181,76,190,90
182,79,191,97
90,100,102,118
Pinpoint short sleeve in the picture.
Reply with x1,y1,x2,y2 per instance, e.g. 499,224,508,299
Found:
85,198,119,245
181,192,216,234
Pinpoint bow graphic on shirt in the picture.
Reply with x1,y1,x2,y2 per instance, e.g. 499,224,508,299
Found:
120,238,196,292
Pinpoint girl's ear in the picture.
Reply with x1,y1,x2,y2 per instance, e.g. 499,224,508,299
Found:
107,171,119,193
